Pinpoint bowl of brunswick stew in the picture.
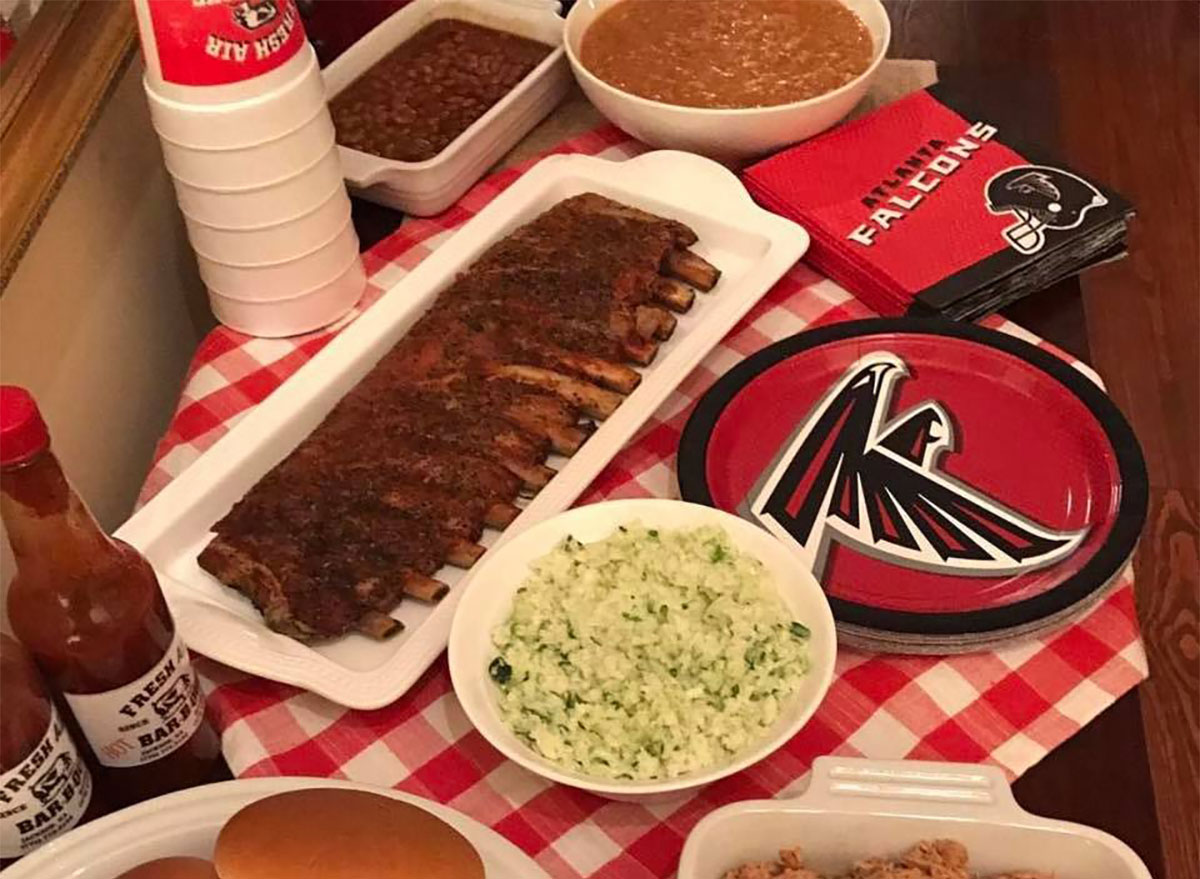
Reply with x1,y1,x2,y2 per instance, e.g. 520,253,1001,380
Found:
564,0,891,160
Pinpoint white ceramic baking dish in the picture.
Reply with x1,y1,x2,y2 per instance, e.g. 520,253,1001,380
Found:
679,756,1152,879
115,149,810,709
323,0,571,216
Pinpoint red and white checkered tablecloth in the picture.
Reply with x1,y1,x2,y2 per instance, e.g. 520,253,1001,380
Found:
140,125,1147,879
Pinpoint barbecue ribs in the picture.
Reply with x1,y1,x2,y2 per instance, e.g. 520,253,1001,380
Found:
199,193,721,642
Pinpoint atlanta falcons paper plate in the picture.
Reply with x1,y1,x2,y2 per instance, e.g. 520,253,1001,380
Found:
678,319,1147,652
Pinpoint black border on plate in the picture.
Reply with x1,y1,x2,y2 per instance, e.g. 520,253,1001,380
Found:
677,318,1149,636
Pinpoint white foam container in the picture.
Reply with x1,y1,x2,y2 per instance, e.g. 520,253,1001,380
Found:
185,187,353,265
159,107,335,190
450,499,837,802
679,756,1152,879
4,778,549,879
208,255,366,338
323,0,571,216
172,147,345,228
196,220,359,294
115,150,811,709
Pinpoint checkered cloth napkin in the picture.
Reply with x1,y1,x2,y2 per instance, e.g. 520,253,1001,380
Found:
140,126,1147,879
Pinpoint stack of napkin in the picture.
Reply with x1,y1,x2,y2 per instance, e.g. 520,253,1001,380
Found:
743,87,1132,321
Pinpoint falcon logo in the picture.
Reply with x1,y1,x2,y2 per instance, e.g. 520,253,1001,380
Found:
749,352,1088,579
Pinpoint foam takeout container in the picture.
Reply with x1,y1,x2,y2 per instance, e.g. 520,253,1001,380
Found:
322,0,571,216
679,756,1153,879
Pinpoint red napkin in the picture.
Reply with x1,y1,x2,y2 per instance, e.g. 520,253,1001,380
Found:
743,89,1130,320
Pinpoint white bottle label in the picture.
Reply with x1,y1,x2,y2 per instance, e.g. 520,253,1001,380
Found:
0,704,93,857
64,632,205,768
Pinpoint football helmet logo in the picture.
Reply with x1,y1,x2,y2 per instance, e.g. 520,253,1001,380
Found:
985,165,1107,255
749,352,1088,579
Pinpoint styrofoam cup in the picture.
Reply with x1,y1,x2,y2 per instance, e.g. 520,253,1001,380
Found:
143,46,327,148
159,107,335,190
184,187,353,265
208,256,367,338
196,220,359,296
171,147,345,228
134,1,315,107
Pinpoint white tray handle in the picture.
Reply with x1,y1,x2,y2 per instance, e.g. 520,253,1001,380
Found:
797,756,1023,817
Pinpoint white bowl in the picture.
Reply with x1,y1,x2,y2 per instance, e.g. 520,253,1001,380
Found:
159,106,336,190
207,254,366,338
323,0,571,216
142,45,327,140
448,498,837,801
196,219,359,294
679,757,1152,879
172,147,346,228
563,0,892,161
185,187,353,265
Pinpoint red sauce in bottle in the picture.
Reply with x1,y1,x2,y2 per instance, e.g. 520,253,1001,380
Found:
0,633,101,866
0,387,222,810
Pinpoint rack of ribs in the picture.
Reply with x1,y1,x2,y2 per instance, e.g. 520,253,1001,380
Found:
198,193,721,642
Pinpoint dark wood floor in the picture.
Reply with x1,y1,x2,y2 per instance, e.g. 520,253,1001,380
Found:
884,3,1199,878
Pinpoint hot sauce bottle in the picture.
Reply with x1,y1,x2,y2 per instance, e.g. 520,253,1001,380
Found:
0,387,222,809
0,633,100,867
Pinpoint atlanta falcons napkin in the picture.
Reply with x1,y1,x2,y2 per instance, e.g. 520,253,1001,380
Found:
743,86,1133,321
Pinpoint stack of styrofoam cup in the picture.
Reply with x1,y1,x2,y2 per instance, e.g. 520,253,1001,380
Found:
133,0,364,337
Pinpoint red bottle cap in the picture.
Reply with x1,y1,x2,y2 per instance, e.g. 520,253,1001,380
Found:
0,386,50,466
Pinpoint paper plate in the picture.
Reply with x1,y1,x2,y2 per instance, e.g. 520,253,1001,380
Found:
5,777,550,879
677,319,1147,649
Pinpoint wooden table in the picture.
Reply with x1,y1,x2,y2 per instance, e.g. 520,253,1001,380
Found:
343,3,1199,877
880,6,1197,879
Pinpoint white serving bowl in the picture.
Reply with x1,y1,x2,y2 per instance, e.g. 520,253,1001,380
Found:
448,498,837,801
563,0,892,161
185,186,353,265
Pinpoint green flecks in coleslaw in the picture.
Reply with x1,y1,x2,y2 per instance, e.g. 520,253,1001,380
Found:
489,523,810,781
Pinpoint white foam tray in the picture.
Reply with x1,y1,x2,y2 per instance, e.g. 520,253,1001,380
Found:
117,149,810,709
323,0,571,216
679,756,1152,879
5,777,549,879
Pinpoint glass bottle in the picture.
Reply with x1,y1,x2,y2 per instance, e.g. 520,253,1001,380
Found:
0,632,101,866
0,386,222,809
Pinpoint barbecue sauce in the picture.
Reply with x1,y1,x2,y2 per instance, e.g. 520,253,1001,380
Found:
0,387,222,810
0,633,100,866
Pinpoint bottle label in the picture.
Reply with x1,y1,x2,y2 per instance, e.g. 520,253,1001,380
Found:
146,0,306,86
0,705,93,857
64,632,206,768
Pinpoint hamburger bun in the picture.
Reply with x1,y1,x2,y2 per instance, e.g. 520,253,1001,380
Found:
213,788,484,879
114,857,219,879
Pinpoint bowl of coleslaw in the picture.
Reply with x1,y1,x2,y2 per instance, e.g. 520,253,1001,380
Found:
448,499,836,801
